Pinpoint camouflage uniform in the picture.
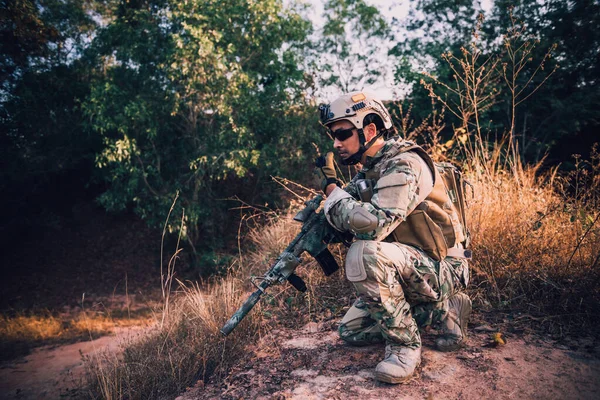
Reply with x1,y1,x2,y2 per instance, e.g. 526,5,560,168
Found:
324,139,469,349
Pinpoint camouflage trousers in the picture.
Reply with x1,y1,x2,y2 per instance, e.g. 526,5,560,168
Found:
338,240,469,349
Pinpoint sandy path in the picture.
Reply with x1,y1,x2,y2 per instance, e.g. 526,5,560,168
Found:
0,328,144,400
179,321,600,400
1,320,598,400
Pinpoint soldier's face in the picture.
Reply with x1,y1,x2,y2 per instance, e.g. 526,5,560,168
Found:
329,120,360,161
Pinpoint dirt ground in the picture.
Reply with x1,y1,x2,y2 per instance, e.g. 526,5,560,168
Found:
0,314,599,399
0,326,149,400
0,202,163,399
178,320,600,400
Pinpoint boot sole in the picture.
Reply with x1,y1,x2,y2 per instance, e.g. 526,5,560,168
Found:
374,361,421,384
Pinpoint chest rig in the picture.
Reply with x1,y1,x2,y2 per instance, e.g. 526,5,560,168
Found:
362,141,467,261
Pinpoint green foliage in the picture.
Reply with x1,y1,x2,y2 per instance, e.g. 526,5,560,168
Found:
391,0,600,163
313,0,391,93
0,0,96,89
2,0,598,264
390,0,481,85
486,0,600,162
84,0,315,250
1,0,98,175
0,0,100,242
196,251,235,277
390,0,488,132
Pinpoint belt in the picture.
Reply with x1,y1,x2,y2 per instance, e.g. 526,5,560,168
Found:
446,247,472,259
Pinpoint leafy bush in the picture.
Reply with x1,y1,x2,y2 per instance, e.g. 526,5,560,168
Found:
84,0,323,254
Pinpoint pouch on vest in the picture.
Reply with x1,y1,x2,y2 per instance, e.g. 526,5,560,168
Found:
380,142,470,259
392,201,449,261
356,179,374,203
363,140,471,259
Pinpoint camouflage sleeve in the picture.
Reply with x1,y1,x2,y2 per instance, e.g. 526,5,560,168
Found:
342,172,364,199
324,153,432,241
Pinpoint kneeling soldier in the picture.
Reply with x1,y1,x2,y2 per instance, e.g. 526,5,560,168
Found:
317,91,471,384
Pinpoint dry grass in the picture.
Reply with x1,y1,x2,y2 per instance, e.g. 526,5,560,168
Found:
245,206,353,323
83,194,353,399
416,12,600,332
0,309,153,362
83,152,599,398
84,277,265,399
465,147,600,331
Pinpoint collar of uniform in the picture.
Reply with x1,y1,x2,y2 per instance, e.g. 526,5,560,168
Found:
361,139,397,170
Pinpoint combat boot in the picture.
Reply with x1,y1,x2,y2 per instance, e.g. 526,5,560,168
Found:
436,292,472,352
374,344,421,384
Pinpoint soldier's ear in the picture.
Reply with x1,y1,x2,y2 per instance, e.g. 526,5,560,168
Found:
365,123,378,140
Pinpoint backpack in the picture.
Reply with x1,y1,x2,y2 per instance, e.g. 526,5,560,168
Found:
435,161,472,251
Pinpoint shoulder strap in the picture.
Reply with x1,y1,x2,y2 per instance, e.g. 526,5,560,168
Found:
391,141,437,184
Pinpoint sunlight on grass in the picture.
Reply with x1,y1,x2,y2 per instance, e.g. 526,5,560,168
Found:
0,310,154,362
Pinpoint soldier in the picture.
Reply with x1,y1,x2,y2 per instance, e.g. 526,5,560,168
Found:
316,91,471,384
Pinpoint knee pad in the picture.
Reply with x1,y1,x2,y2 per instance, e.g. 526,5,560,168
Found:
345,241,370,282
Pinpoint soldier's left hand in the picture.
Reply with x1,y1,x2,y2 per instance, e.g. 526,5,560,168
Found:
315,152,342,193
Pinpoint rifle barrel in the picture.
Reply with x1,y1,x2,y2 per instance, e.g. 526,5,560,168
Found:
220,288,264,336
219,195,328,336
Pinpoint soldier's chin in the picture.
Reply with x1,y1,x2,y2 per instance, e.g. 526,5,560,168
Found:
338,152,349,159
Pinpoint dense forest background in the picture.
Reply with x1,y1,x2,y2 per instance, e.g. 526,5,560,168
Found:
1,0,598,271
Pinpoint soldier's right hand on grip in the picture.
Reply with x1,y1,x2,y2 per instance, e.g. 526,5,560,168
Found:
315,152,342,193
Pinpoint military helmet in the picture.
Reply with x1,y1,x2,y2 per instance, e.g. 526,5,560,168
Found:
319,91,394,165
319,91,392,131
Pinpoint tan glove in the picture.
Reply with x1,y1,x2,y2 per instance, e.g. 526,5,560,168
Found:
315,152,342,193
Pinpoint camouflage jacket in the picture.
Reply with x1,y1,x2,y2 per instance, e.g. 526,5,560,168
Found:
323,139,434,241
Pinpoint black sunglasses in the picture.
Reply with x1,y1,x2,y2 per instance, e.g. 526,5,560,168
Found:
327,127,355,141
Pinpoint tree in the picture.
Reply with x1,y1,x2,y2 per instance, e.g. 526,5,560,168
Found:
0,0,99,243
390,0,600,164
310,0,391,96
84,0,313,258
389,0,486,129
485,0,600,163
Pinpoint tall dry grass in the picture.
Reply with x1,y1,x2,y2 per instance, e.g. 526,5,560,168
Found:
86,131,600,398
84,194,352,399
465,146,600,330
85,276,263,399
417,12,600,331
84,151,599,399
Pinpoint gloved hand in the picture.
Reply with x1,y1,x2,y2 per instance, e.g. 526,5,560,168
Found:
315,152,342,193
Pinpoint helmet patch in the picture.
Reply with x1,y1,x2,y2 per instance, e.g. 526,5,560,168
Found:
351,93,366,102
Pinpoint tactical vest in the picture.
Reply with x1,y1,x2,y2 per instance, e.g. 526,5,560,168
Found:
364,141,467,261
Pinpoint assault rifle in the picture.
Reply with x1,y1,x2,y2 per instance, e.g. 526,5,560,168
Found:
220,194,350,336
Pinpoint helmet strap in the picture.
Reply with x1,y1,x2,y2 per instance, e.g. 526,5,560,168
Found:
358,128,366,146
340,129,383,166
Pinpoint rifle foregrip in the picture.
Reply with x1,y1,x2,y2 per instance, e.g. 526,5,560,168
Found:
314,248,339,276
287,273,307,292
220,289,263,336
